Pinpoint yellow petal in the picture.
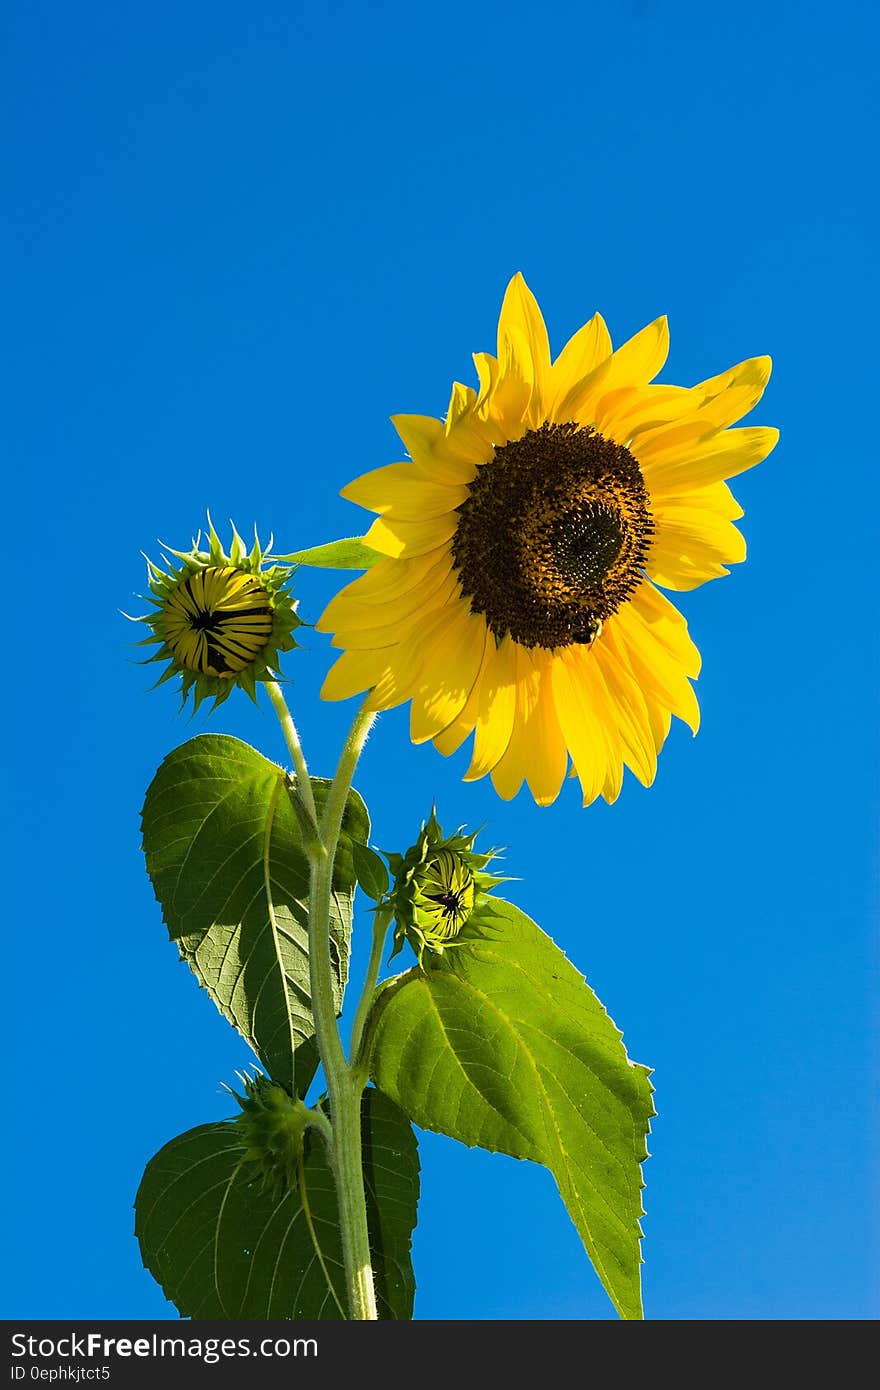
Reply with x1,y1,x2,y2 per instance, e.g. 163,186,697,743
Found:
445,381,477,431
441,412,496,470
496,273,551,427
610,601,701,733
600,316,669,390
551,647,616,807
464,633,519,780
392,414,445,463
340,462,469,519
321,647,391,702
628,582,701,679
631,416,717,464
393,409,483,484
473,350,499,412
556,316,669,425
593,383,694,444
486,648,567,805
331,571,459,649
519,649,568,805
648,552,730,589
410,610,488,744
593,639,659,787
363,512,457,559
571,648,628,803
489,751,525,800
552,360,613,427
489,646,540,800
546,311,612,418
644,693,673,755
362,607,454,712
649,494,748,589
643,426,779,494
652,480,743,523
474,347,528,439
432,633,493,755
691,356,772,429
600,742,625,804
317,553,449,632
319,555,454,635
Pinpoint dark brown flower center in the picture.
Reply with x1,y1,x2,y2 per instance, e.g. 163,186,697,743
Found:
451,422,652,649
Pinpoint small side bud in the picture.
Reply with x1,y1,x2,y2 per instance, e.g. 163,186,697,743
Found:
387,808,504,963
228,1071,315,1200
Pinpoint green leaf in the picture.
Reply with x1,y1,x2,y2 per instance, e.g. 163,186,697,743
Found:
367,899,654,1320
135,1088,419,1319
280,537,382,569
141,734,369,1095
351,842,390,902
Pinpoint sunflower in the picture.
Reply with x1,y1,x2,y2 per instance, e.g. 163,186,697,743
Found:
134,520,301,711
318,275,777,806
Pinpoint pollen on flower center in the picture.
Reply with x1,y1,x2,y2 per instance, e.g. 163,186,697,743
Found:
452,422,653,649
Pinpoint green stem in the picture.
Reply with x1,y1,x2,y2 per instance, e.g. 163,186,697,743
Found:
350,908,392,1089
265,678,319,828
318,703,378,850
308,701,379,1320
267,686,380,1320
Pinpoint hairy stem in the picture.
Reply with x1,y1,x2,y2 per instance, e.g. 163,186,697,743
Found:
268,686,380,1319
308,702,378,1319
318,703,378,853
265,678,319,828
350,908,392,1089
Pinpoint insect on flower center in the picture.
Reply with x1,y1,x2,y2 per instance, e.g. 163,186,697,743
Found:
162,565,275,677
452,422,653,649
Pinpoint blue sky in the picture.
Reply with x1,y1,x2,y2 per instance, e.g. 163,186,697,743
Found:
4,0,877,1320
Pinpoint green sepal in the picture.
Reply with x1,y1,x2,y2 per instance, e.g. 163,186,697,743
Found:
352,842,391,902
279,537,382,570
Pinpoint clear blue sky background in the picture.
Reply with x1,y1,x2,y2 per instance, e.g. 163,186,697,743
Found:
3,0,877,1321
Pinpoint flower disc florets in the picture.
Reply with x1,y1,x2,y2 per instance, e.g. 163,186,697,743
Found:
229,1071,312,1201
133,519,301,711
387,809,503,962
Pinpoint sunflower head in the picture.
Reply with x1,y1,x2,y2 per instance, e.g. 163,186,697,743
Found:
318,273,778,808
387,808,503,962
228,1071,312,1200
133,519,301,712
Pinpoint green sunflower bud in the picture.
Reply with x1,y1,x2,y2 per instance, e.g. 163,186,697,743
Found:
228,1071,314,1200
388,808,504,962
130,517,301,712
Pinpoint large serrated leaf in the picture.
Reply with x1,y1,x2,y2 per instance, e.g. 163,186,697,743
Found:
368,899,654,1320
135,1089,419,1319
141,734,368,1094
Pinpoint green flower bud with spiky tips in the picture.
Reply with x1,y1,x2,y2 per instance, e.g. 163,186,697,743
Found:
387,808,505,963
130,517,302,712
228,1071,315,1201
